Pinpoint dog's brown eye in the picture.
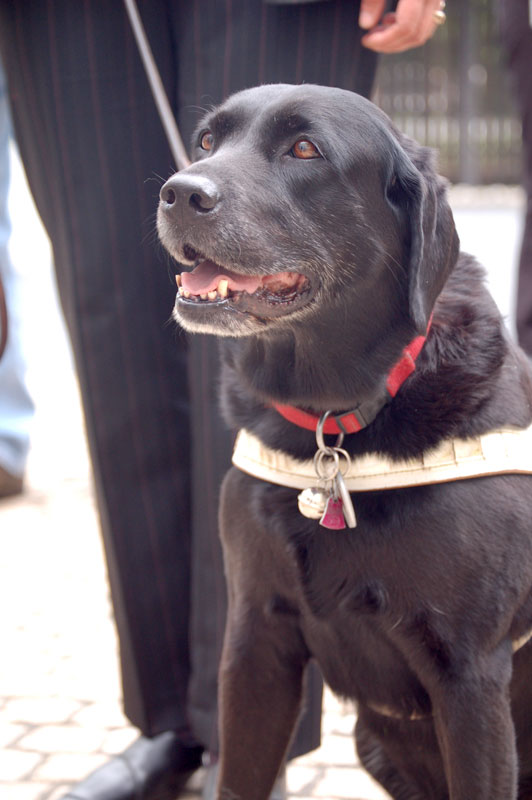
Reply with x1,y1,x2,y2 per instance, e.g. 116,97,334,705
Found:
291,139,321,159
200,131,214,151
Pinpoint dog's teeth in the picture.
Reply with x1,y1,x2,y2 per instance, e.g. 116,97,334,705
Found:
218,279,228,298
200,293,208,300
183,290,191,299
179,287,186,296
208,290,217,301
175,274,182,287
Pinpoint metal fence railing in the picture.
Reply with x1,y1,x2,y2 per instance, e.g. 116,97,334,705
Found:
372,0,523,184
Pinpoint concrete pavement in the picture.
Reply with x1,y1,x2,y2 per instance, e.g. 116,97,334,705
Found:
0,145,525,800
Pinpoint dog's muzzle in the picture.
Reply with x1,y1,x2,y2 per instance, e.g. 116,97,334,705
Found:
160,173,221,218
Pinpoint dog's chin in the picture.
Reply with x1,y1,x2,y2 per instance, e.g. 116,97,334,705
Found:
173,302,266,336
173,288,315,337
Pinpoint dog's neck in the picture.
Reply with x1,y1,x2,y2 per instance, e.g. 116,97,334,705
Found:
223,303,418,413
219,299,422,455
270,324,430,435
219,257,527,463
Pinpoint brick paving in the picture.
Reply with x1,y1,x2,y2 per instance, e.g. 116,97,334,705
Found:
1,149,524,800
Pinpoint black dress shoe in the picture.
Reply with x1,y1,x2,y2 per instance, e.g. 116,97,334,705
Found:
62,731,203,800
0,465,24,499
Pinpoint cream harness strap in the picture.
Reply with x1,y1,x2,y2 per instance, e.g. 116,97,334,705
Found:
233,424,532,670
232,424,532,493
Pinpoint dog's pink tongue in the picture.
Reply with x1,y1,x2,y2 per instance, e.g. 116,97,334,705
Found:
181,260,262,295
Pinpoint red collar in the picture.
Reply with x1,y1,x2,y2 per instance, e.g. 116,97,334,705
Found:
272,324,431,436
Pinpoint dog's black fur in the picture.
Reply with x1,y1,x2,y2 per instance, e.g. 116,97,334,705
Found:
158,84,532,800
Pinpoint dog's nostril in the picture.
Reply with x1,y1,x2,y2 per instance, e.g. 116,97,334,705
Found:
189,188,219,213
160,183,177,205
190,192,203,210
160,175,220,214
165,188,176,204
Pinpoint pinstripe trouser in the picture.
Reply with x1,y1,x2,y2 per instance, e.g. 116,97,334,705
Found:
0,0,376,754
498,0,532,356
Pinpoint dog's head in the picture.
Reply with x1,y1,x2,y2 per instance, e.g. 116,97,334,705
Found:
157,84,458,339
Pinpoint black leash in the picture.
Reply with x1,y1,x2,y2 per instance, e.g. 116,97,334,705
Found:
123,0,191,171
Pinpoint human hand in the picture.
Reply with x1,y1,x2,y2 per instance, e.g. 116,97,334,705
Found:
359,0,446,53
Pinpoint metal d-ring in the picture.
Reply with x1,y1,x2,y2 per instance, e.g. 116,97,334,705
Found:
313,446,352,481
313,448,340,482
335,447,352,477
316,411,345,452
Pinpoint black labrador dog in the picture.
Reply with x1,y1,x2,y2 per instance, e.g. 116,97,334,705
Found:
157,84,532,800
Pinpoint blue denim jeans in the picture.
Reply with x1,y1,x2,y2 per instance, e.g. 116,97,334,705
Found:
0,61,34,478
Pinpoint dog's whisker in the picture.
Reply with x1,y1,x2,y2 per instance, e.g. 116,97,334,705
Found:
389,616,405,632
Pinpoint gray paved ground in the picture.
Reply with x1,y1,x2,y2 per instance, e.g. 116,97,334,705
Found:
0,145,525,800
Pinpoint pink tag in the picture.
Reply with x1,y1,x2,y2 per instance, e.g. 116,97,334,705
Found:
319,497,346,530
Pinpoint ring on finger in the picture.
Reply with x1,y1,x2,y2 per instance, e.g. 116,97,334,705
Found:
433,0,446,25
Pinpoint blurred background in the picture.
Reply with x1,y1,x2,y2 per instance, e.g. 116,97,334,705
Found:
375,0,521,184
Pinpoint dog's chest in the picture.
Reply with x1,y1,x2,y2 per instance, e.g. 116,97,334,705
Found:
271,521,432,711
299,610,430,712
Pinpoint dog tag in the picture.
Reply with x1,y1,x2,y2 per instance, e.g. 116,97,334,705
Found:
319,496,346,530
335,472,357,528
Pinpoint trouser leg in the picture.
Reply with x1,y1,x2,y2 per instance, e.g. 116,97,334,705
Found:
498,0,532,355
0,0,195,736
178,0,377,755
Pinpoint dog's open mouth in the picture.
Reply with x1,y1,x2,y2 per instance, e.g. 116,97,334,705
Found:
175,251,312,318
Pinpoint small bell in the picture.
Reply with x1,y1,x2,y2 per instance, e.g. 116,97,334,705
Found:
297,486,328,519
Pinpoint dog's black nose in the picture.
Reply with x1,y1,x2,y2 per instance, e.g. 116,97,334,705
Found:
160,174,221,214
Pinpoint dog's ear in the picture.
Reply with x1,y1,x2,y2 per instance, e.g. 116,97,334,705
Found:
386,136,459,333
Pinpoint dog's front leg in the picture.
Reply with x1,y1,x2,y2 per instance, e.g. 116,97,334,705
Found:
216,469,309,800
216,607,307,800
431,650,517,798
